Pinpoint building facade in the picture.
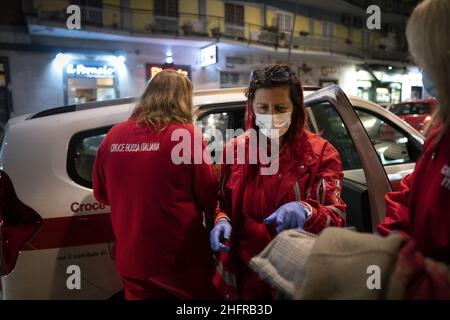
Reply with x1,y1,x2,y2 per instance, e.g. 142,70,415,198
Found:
0,0,424,119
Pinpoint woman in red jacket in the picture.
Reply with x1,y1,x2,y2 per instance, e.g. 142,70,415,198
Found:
93,70,219,300
209,64,347,299
377,0,450,298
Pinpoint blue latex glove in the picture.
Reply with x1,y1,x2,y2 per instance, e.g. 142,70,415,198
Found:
210,220,232,252
263,201,307,233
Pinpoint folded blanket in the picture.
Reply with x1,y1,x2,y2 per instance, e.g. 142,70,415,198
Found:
251,227,450,299
249,229,317,298
294,227,405,299
250,227,405,299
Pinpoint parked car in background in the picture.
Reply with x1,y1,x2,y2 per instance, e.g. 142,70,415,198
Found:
0,86,424,299
387,98,437,134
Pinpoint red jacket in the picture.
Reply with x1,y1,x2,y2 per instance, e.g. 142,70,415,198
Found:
213,102,346,299
378,126,450,263
93,119,219,299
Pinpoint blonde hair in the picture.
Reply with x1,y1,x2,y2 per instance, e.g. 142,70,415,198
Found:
406,0,450,136
132,70,193,130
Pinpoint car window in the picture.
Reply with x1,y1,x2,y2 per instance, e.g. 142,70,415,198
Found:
354,109,421,166
390,103,411,115
390,103,431,115
199,112,230,160
197,108,245,162
234,109,245,130
306,89,395,232
411,103,431,114
199,103,366,173
67,127,111,188
306,102,363,171
67,107,244,188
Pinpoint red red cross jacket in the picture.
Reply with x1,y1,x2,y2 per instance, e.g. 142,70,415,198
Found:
93,119,219,299
378,125,450,263
213,101,347,299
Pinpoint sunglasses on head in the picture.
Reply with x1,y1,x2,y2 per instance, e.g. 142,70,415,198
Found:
251,67,296,84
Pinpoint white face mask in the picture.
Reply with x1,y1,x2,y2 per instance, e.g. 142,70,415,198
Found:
255,112,292,139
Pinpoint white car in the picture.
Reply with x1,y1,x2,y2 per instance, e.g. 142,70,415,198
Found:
0,86,423,299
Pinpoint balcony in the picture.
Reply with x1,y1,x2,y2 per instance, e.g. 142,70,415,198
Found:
21,0,409,62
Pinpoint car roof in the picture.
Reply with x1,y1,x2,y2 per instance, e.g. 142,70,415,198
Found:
193,87,246,106
10,86,423,147
25,86,322,121
193,86,322,106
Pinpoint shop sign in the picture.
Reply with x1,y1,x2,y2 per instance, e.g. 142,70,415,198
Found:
146,64,191,80
201,45,218,67
66,63,115,78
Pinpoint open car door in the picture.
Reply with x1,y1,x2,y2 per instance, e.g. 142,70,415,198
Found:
304,85,392,232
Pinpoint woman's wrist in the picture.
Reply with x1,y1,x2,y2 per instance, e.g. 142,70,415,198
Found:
215,212,230,224
298,201,313,220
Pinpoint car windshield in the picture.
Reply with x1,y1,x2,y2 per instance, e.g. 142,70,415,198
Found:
390,103,431,115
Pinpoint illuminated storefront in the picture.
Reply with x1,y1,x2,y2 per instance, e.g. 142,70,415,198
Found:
355,65,423,105
356,67,402,105
65,61,119,104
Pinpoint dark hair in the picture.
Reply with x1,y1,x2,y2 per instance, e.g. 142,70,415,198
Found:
246,64,306,144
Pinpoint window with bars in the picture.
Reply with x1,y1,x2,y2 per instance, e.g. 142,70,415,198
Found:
322,21,336,39
362,29,372,48
72,0,102,26
225,3,244,26
154,0,179,17
275,12,293,33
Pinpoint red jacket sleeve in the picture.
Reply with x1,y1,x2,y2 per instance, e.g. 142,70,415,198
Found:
92,140,109,205
377,124,444,237
191,135,219,226
377,173,413,237
303,142,346,233
214,162,233,224
213,138,239,225
392,240,450,299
